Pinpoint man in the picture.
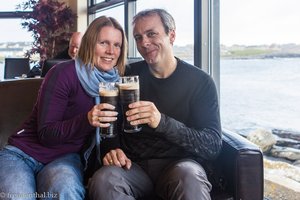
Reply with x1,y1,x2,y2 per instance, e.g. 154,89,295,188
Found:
89,9,222,200
54,32,83,59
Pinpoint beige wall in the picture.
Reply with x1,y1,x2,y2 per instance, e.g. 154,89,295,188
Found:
62,0,88,33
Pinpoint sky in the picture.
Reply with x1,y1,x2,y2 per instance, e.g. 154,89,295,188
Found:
220,0,300,46
0,0,34,43
1,0,300,46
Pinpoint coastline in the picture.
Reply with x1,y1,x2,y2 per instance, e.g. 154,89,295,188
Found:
244,128,300,199
220,43,300,60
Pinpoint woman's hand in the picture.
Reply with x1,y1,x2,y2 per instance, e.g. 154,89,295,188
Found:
126,101,161,129
103,148,132,169
87,103,118,127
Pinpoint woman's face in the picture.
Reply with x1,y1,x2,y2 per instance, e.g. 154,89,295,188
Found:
94,26,122,71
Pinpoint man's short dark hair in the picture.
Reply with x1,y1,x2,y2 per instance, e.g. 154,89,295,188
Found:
133,8,176,34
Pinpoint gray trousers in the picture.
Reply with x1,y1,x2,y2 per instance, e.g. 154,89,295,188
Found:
88,158,212,200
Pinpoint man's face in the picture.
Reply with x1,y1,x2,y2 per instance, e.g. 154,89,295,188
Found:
68,35,81,59
133,14,175,66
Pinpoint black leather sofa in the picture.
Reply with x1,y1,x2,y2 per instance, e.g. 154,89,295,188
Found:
0,78,42,147
0,78,264,200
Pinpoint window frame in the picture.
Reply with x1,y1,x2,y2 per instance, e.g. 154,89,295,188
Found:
87,0,220,90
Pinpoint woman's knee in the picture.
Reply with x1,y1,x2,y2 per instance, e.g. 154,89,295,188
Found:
0,149,36,194
37,161,85,198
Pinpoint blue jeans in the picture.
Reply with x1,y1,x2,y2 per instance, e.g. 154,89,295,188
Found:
0,145,85,200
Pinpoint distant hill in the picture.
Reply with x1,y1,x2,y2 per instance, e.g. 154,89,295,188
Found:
221,43,300,59
173,43,300,60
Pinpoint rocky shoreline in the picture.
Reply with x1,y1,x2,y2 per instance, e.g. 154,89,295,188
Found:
244,128,300,199
246,129,300,167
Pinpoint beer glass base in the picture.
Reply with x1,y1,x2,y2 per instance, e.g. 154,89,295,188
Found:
124,127,142,133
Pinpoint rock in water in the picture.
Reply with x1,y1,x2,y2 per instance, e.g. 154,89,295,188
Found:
270,146,300,160
247,129,276,153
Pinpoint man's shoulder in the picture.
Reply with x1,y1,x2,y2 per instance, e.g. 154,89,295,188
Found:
177,59,207,75
176,58,214,84
125,60,147,75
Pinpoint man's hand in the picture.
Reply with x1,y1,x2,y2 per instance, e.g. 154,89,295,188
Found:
126,101,161,128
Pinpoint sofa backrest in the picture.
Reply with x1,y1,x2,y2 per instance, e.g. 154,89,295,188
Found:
0,78,43,148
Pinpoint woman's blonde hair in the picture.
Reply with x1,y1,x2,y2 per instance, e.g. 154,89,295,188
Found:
78,16,127,75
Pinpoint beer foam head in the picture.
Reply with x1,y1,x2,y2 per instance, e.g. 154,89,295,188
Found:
118,82,139,90
99,89,118,96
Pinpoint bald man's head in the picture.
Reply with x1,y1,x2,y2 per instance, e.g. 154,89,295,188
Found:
68,32,83,59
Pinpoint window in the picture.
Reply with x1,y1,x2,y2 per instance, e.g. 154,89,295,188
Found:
0,0,25,11
0,0,33,80
136,0,194,64
0,19,33,44
94,4,124,28
94,0,106,4
220,0,300,135
88,0,195,64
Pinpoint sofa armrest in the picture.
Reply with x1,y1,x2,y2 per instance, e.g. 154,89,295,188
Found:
211,129,264,200
0,78,43,148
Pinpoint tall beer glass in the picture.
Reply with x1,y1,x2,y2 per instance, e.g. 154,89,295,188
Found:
119,76,142,133
99,82,119,138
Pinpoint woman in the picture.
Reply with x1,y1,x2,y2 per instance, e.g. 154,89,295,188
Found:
0,16,127,200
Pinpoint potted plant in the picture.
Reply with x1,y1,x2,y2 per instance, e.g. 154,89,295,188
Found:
17,0,76,63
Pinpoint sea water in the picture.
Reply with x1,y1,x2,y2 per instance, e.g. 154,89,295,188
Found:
220,58,300,135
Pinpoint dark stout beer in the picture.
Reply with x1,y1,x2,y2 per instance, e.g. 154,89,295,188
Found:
119,81,142,133
99,87,119,137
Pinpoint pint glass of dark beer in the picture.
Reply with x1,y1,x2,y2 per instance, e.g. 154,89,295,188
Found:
118,76,142,133
99,82,119,138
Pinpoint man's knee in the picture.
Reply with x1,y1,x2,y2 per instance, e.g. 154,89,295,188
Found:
172,160,209,182
88,166,129,197
89,166,125,186
157,160,212,200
